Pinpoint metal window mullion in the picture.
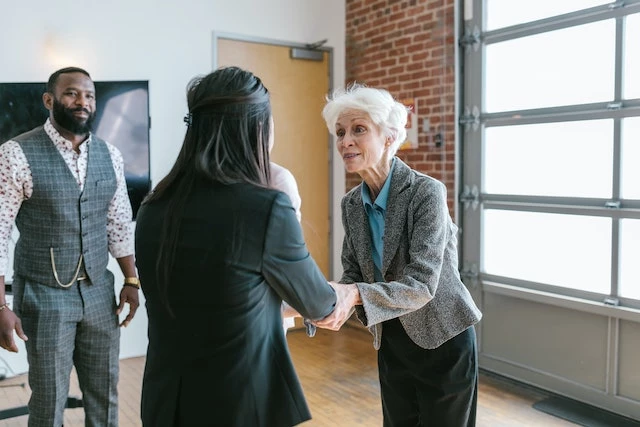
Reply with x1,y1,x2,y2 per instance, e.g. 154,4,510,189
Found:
624,199,640,210
611,219,620,298
483,194,640,210
484,194,618,207
483,2,640,45
610,14,625,298
483,201,640,220
458,0,486,351
483,280,640,320
611,118,622,296
482,274,620,303
459,0,484,265
613,15,624,201
482,103,640,128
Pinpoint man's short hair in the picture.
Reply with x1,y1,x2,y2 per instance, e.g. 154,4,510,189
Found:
46,67,92,94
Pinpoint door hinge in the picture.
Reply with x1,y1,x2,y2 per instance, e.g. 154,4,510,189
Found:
459,106,480,132
459,25,480,53
460,185,480,210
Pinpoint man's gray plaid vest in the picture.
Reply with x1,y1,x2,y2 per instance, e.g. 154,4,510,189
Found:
12,126,117,288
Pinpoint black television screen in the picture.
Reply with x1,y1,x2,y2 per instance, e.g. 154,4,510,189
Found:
0,81,151,218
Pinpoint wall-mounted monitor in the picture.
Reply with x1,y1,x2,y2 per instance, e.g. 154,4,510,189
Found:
0,80,151,218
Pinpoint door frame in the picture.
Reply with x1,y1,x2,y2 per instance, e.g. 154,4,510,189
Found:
211,31,336,278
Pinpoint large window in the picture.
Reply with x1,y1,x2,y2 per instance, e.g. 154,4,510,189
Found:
622,118,640,199
625,13,640,99
463,1,640,306
483,210,611,294
485,20,615,112
484,120,613,198
462,1,640,417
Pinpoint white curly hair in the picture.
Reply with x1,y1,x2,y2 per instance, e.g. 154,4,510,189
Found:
322,83,409,157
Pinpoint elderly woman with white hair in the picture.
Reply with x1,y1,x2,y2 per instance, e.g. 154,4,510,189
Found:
315,84,482,426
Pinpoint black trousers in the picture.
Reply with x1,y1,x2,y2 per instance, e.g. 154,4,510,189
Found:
378,319,478,427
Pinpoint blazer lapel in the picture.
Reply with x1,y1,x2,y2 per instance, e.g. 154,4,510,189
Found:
345,190,376,282
381,158,412,275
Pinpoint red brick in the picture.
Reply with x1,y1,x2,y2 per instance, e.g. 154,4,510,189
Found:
381,58,397,67
346,0,457,212
402,81,421,90
406,62,424,72
381,76,398,85
394,37,412,47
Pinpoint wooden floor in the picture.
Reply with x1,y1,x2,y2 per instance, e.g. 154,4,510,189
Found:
0,325,577,426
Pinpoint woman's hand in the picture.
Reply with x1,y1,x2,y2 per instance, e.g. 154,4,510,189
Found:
314,282,360,331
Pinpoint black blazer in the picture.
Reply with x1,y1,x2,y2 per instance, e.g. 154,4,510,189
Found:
135,181,336,427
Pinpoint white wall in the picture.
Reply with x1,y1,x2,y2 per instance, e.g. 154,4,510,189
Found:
0,0,346,369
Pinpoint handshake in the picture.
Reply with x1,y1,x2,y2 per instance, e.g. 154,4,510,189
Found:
283,281,361,334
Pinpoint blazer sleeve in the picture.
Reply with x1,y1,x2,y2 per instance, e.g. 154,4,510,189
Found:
356,179,450,326
262,192,336,320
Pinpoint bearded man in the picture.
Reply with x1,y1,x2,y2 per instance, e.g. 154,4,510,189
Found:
0,67,139,427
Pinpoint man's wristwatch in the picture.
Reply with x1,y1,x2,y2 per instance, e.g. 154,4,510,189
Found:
123,277,141,289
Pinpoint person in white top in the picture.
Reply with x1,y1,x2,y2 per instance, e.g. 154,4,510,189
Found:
270,162,302,223
270,162,302,333
267,117,303,333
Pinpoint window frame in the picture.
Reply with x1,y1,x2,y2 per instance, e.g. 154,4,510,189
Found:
460,0,640,310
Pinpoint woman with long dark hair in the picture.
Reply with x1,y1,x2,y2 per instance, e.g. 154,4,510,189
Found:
135,67,340,427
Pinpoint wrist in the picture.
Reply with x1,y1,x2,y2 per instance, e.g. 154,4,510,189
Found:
349,284,361,306
123,277,140,290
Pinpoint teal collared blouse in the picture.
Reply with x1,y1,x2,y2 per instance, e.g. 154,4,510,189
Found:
361,158,396,282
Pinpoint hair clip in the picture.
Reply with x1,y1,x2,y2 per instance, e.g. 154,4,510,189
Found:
183,112,193,127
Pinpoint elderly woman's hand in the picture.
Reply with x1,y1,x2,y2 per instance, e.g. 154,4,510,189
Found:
314,282,360,331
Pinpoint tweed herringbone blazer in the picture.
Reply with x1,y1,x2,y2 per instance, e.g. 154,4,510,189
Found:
341,158,482,350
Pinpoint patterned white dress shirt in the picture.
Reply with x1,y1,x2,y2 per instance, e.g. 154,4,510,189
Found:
0,119,134,277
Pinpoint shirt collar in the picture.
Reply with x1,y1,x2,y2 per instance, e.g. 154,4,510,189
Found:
361,157,396,211
44,118,91,153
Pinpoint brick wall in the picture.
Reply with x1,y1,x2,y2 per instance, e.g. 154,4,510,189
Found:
344,0,457,212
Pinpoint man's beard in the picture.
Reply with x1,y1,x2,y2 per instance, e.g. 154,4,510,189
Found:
52,98,96,135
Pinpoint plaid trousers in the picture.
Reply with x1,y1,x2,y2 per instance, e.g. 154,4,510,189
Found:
13,273,120,427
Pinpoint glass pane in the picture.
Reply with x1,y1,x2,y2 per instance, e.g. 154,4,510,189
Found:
486,0,610,31
620,219,640,300
622,118,640,200
485,20,615,112
624,13,640,100
483,210,611,294
485,120,613,198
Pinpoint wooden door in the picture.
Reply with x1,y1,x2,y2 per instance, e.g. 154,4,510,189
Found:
216,38,331,277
